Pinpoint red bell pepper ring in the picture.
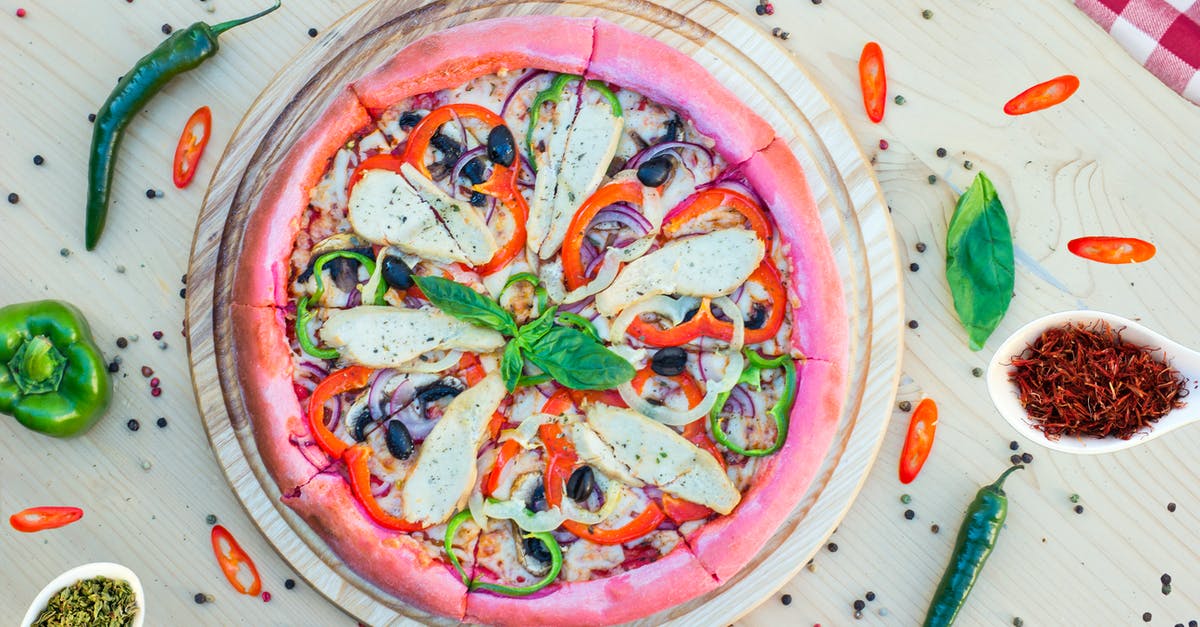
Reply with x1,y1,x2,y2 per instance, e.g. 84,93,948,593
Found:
899,398,937,484
661,494,713,524
484,439,523,497
344,443,427,531
561,179,645,290
662,188,773,249
306,365,372,457
566,504,665,545
1004,75,1080,116
9,506,83,532
457,352,487,386
568,388,627,409
625,261,786,347
631,365,705,408
347,153,405,195
1067,236,1155,265
859,42,887,123
172,106,212,188
401,104,527,276
210,525,262,596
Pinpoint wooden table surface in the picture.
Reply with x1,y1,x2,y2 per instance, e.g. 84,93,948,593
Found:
3,1,1199,625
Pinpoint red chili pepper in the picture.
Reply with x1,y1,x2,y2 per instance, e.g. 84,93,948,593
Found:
561,179,645,290
344,443,426,531
1067,236,1155,265
210,525,262,596
859,42,887,123
1003,75,1080,116
625,260,787,346
899,398,938,484
306,365,372,457
9,506,83,533
662,188,773,248
401,104,527,276
172,105,212,188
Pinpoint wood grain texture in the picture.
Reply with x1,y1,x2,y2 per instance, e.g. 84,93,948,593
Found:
186,0,898,625
7,0,1193,625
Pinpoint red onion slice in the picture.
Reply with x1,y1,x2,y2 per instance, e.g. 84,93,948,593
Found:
289,433,332,470
500,69,547,117
297,360,329,380
590,203,652,234
626,141,714,171
560,296,594,314
389,409,437,442
324,397,343,433
388,379,416,415
370,474,392,498
367,369,398,422
449,146,488,199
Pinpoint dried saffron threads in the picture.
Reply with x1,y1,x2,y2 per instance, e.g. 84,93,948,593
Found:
1008,321,1187,439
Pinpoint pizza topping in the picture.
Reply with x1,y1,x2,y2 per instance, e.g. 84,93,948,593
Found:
381,253,416,289
578,403,740,515
634,155,672,187
344,443,426,531
565,465,596,502
487,125,517,167
400,163,498,265
445,509,564,597
384,420,415,460
318,306,505,369
594,229,764,317
709,349,798,458
401,372,506,526
650,347,688,377
348,169,480,264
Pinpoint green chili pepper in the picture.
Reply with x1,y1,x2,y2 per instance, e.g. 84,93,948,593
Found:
295,251,379,360
85,1,281,250
709,349,796,457
0,301,112,437
445,509,563,596
923,465,1024,627
524,74,623,169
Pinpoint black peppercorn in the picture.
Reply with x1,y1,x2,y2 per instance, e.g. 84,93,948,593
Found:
285,578,296,590
915,242,926,253
908,320,919,329
936,147,947,158
6,193,18,204
909,262,920,272
904,509,915,520
307,27,318,37
127,419,140,431
780,593,791,605
33,155,44,166
161,23,173,34
117,337,128,349
827,542,838,552
865,591,876,601
1021,452,1033,463
157,417,168,428
194,593,207,604
1009,440,1019,450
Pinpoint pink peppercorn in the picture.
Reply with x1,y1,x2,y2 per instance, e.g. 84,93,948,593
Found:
763,3,775,14
141,366,153,377
262,591,272,602
16,8,26,17
879,139,889,150
153,330,164,340
150,377,160,387
151,387,162,397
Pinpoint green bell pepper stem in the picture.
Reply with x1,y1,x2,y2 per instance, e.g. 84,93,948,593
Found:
444,510,563,596
0,300,112,437
524,74,623,169
709,349,797,457
295,251,379,359
554,311,601,343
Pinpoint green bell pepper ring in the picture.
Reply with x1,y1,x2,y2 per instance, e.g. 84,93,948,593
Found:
501,272,548,316
709,349,797,457
554,311,601,344
445,509,563,596
923,464,1023,627
0,301,112,437
525,74,623,169
295,251,380,360
85,1,281,250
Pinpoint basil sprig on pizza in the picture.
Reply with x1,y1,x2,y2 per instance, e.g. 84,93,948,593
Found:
229,16,848,625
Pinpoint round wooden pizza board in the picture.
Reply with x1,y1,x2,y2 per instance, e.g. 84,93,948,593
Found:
185,0,903,624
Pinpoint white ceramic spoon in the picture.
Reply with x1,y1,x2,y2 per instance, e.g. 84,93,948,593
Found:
21,562,144,627
986,310,1200,455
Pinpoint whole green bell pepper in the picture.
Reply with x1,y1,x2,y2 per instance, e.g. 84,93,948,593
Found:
0,301,112,437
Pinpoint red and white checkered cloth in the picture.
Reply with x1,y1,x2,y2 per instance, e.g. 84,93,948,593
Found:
1076,0,1200,104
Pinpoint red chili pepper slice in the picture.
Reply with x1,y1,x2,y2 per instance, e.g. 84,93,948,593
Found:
306,365,372,457
662,188,773,249
1067,236,1155,265
624,261,787,347
859,42,887,123
172,106,212,188
210,524,262,596
899,398,938,484
1003,75,1080,116
562,179,645,290
344,443,427,531
9,506,83,533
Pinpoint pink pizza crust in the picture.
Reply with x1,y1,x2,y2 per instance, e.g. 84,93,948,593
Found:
743,137,849,364
351,16,596,113
464,544,718,626
284,473,470,620
683,358,846,581
230,304,333,494
232,88,372,307
586,19,774,165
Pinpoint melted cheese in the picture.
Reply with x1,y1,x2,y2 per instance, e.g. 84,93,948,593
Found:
594,229,765,317
318,306,504,368
578,404,740,515
401,373,506,525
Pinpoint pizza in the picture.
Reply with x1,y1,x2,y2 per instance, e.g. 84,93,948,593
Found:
229,16,847,625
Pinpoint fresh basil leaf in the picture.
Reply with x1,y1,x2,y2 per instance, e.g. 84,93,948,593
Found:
413,275,517,336
501,342,524,392
945,172,1015,351
525,326,635,390
517,306,558,348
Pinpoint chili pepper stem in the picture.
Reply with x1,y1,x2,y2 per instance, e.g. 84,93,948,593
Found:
211,1,282,35
989,464,1024,492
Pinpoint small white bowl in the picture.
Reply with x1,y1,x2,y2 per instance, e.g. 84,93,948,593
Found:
21,562,145,627
987,310,1200,455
